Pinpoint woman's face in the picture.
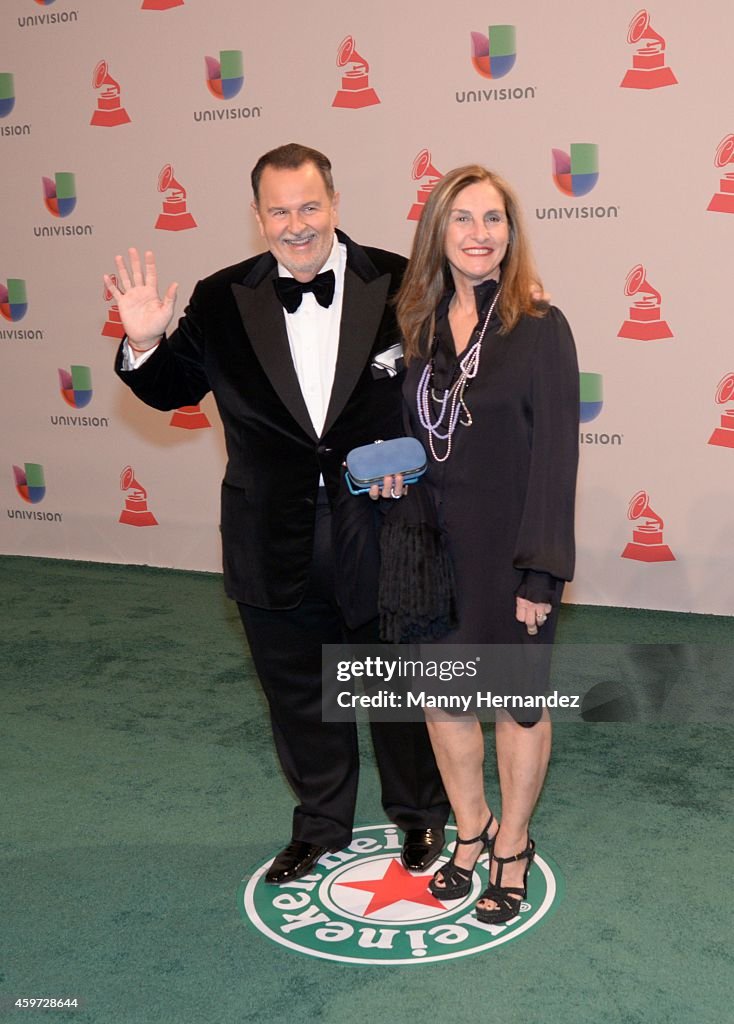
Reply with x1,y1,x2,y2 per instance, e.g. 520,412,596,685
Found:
443,180,509,289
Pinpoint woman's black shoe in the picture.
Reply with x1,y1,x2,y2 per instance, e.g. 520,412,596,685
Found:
475,837,535,923
428,814,495,901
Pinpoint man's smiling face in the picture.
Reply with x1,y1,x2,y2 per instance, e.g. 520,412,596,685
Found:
252,162,340,282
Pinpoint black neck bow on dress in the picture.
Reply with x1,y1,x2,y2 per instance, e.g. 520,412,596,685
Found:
273,269,335,314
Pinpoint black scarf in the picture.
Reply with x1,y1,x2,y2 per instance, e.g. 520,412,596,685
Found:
378,484,457,644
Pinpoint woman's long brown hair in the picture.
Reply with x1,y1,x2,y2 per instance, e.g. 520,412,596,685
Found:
396,165,545,361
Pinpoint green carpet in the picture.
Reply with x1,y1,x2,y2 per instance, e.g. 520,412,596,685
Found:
2,556,731,1023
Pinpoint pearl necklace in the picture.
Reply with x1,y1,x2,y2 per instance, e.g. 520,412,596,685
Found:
416,286,501,463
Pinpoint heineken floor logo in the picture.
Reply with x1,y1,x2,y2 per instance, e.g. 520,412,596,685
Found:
240,824,563,965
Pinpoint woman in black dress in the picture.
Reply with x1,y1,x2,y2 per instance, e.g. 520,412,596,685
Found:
386,165,578,922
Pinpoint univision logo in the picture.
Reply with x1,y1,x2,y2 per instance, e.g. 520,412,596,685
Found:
52,365,110,427
0,278,28,321
34,173,92,236
0,72,15,116
536,143,620,220
471,25,516,78
42,172,76,217
8,462,63,521
13,462,45,503
18,2,79,27
0,73,31,136
194,49,261,122
580,372,603,422
58,365,91,407
553,144,598,197
205,50,244,99
579,373,623,446
457,24,536,105
0,275,42,339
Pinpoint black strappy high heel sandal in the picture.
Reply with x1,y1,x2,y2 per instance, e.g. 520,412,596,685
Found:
428,814,495,901
475,837,535,923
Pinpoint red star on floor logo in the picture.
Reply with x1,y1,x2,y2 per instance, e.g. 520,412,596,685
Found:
336,858,445,915
244,825,562,964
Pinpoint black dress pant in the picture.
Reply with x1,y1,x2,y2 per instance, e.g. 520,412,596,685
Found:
238,490,448,849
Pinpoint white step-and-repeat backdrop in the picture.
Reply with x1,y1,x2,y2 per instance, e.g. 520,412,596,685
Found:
2,0,733,614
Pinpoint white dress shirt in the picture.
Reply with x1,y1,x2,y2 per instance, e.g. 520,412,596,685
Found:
279,234,345,437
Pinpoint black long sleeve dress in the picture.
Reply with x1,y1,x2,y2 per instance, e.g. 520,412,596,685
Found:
403,279,579,649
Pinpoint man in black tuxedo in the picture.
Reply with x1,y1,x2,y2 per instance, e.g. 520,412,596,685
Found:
108,143,448,882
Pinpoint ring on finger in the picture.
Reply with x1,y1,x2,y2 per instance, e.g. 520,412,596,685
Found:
390,487,402,499
537,613,547,625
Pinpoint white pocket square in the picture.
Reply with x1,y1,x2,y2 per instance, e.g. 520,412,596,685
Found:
371,342,404,378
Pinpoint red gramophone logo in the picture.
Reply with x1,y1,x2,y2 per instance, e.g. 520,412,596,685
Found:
617,264,672,341
706,134,734,214
620,9,677,89
119,465,158,527
90,60,131,127
332,35,380,108
170,406,211,429
141,0,183,9
621,490,675,562
707,373,734,449
101,275,124,338
155,164,197,231
407,149,444,222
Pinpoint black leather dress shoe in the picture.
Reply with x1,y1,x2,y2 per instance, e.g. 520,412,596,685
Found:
400,827,446,872
265,840,328,885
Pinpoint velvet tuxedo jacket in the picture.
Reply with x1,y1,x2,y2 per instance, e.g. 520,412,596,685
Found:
115,231,407,628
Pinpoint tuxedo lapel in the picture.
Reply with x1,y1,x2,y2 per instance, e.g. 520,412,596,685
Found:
322,266,391,436
231,270,318,442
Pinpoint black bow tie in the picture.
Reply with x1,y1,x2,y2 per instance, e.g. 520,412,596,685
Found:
273,269,336,314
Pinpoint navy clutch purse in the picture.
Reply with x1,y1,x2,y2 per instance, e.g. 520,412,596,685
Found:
345,437,427,495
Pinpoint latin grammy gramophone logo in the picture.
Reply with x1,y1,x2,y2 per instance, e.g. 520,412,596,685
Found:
141,0,183,8
170,405,211,429
90,60,131,127
620,9,677,89
205,50,243,99
0,73,15,117
617,264,672,341
119,466,158,527
332,35,380,108
13,462,45,504
0,278,28,322
407,149,444,221
470,25,516,79
42,172,76,218
621,490,675,562
58,365,92,408
155,164,197,231
552,144,598,198
706,135,734,214
707,373,734,449
102,276,124,338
